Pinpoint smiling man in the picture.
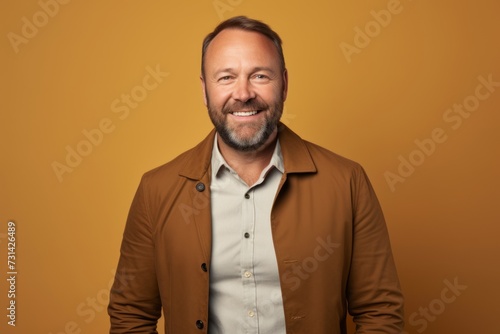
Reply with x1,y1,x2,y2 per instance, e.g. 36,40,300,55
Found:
108,16,404,334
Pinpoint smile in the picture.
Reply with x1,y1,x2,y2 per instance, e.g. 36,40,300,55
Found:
231,110,260,117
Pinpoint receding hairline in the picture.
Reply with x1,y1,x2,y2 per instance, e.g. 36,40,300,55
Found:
204,29,282,72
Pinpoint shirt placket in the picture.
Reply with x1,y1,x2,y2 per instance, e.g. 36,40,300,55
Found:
241,187,258,333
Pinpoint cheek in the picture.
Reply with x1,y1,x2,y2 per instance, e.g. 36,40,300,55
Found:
258,85,283,102
206,86,232,107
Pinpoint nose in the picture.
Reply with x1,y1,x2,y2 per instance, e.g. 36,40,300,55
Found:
232,78,256,102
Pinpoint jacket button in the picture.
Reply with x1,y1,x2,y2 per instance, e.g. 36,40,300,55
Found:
196,182,205,192
201,263,208,272
196,320,204,329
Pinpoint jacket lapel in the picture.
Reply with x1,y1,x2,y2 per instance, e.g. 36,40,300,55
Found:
278,123,317,174
178,129,216,262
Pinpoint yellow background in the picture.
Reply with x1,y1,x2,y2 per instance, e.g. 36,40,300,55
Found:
1,0,499,333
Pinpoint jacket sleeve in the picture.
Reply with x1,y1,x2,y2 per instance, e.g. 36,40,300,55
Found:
108,177,162,333
347,166,404,333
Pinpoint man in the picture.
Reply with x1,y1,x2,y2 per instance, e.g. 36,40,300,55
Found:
108,16,404,333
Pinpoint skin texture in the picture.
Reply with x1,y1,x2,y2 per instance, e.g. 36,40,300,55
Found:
200,28,288,185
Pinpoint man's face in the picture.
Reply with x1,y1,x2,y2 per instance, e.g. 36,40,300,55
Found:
201,28,288,151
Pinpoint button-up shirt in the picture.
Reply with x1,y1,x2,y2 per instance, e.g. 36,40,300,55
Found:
209,134,286,334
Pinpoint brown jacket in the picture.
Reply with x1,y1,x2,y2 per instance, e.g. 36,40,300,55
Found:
108,124,404,333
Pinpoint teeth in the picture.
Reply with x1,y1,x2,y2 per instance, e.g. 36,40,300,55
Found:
232,111,258,116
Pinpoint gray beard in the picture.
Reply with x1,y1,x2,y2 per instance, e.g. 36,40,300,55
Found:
207,98,283,152
212,114,278,151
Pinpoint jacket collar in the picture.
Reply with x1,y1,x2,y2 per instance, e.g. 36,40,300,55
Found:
178,123,317,180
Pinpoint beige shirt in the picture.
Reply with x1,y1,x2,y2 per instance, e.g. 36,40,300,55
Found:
209,134,286,334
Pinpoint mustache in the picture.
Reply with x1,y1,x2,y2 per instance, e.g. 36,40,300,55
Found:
222,100,269,114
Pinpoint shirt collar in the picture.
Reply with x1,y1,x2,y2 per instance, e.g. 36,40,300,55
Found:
211,133,285,180
179,124,316,181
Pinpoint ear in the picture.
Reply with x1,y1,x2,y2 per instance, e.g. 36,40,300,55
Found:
200,75,208,106
282,69,289,102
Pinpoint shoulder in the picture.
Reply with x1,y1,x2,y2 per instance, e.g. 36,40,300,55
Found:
303,139,362,173
299,140,378,204
140,129,215,188
302,140,371,190
141,149,192,182
278,123,364,177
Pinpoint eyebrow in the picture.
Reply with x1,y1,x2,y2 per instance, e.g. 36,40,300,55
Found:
214,66,276,76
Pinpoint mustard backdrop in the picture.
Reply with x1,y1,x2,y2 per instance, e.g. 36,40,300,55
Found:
1,1,499,333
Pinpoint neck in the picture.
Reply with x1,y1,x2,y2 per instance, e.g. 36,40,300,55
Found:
217,128,278,186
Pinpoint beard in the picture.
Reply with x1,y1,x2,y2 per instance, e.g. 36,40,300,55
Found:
207,94,284,152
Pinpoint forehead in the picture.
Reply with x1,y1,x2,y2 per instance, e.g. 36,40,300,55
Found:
204,29,280,71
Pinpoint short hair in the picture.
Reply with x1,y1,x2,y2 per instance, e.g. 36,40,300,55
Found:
201,16,286,77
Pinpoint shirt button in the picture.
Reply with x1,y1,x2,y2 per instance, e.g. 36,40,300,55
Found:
195,320,204,329
244,271,252,278
244,193,250,199
248,310,255,317
244,232,250,238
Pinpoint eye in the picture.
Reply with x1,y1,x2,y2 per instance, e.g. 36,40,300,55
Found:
218,75,233,82
251,74,271,83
